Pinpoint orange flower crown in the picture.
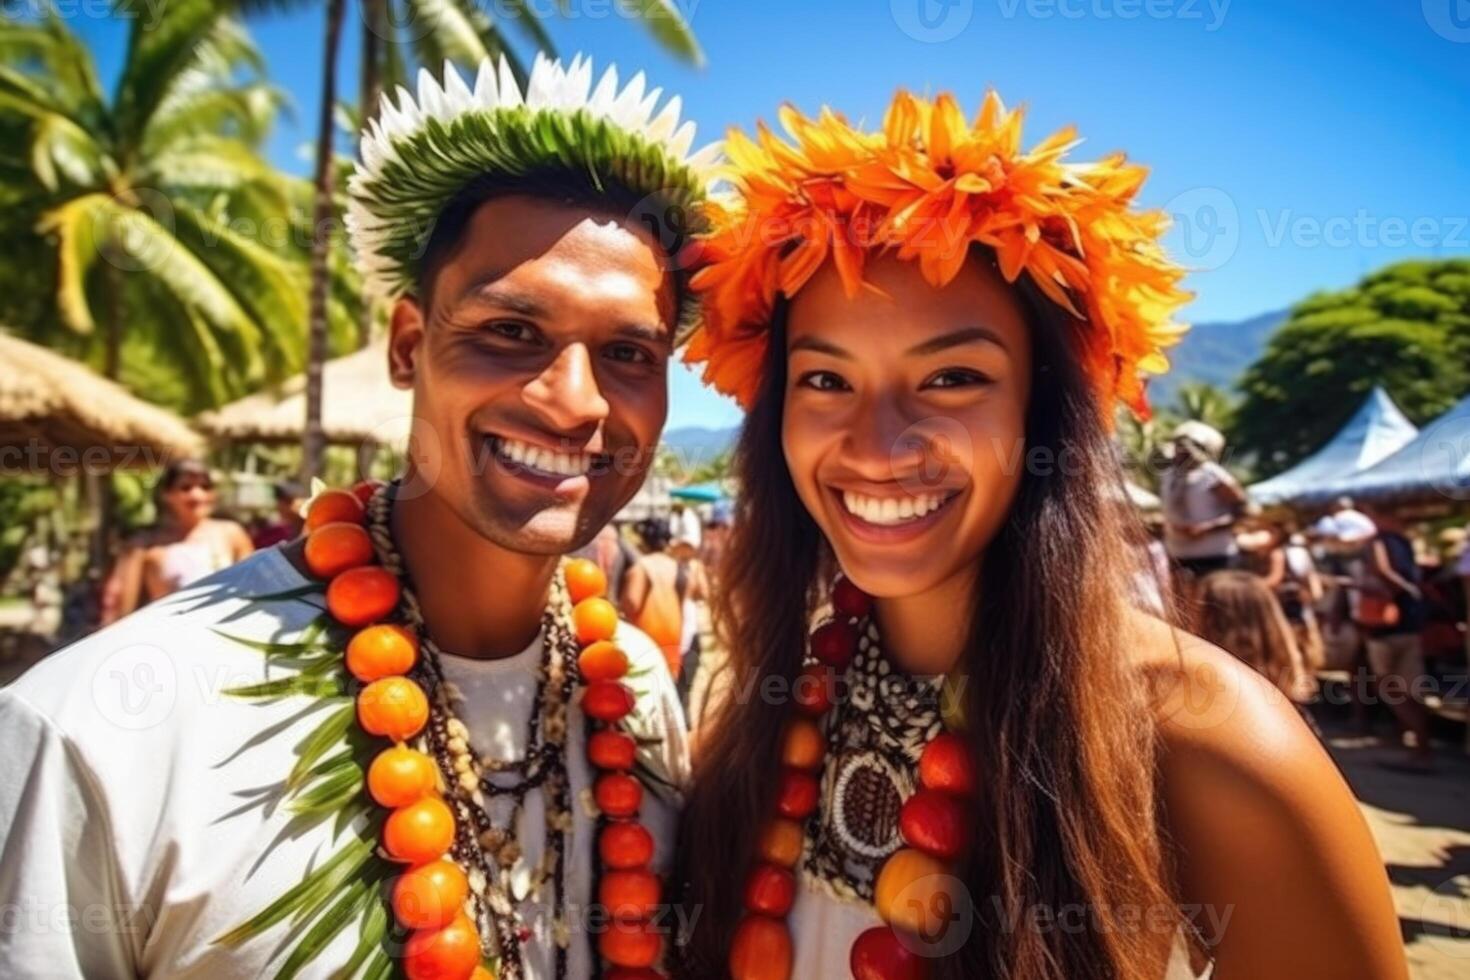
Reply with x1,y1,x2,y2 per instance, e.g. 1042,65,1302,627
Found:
682,90,1191,417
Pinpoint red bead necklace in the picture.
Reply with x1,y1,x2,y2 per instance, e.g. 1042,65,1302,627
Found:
727,576,977,980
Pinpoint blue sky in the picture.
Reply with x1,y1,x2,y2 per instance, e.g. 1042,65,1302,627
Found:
74,0,1470,429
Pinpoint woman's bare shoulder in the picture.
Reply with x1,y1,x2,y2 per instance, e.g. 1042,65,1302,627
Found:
1127,614,1406,978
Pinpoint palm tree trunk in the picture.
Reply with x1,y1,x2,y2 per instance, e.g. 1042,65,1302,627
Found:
302,0,346,484
356,0,388,347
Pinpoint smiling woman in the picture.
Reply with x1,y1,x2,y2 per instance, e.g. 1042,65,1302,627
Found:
674,92,1407,980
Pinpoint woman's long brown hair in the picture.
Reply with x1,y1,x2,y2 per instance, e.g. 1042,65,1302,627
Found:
673,277,1184,980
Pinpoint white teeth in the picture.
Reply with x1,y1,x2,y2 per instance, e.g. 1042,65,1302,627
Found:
841,490,953,526
494,438,592,477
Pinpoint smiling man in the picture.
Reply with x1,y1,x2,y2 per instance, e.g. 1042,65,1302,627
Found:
0,56,716,980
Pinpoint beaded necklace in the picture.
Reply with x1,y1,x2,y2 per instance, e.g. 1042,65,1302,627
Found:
217,481,669,980
727,577,977,980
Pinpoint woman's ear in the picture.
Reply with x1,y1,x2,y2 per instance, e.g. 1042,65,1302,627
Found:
388,297,426,389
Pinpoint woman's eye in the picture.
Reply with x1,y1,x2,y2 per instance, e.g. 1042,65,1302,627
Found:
796,370,851,392
924,368,990,389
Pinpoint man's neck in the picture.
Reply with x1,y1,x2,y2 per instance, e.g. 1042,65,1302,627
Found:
392,488,559,659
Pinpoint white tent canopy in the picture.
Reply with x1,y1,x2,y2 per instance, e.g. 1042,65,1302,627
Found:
1248,386,1418,506
1338,393,1470,504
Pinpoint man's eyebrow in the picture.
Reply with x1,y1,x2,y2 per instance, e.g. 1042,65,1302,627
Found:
617,322,674,347
455,279,546,317
788,335,854,359
906,326,1009,357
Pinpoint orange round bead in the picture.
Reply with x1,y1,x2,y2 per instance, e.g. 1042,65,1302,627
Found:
595,773,643,819
599,821,655,869
757,819,805,868
728,915,792,980
578,641,630,683
347,624,419,682
327,566,400,626
873,847,959,939
358,676,429,741
393,859,469,930
384,796,455,865
598,919,662,969
780,718,825,771
564,557,609,604
572,597,619,645
305,489,365,532
599,869,662,920
304,522,375,579
403,913,480,980
367,745,439,808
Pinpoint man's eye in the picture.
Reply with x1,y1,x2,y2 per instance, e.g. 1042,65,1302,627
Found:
924,368,991,389
606,343,655,365
796,370,850,392
486,321,536,342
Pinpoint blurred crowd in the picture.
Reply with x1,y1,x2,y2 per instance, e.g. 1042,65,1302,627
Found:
1153,422,1470,769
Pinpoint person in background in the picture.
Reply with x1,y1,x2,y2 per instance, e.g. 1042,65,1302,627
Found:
621,517,693,680
669,502,702,554
100,459,253,624
1160,421,1246,599
669,524,711,712
1197,570,1319,732
700,499,732,584
249,480,305,549
1238,517,1326,671
1358,503,1433,769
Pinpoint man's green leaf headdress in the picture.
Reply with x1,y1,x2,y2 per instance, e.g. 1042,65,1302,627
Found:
346,54,720,338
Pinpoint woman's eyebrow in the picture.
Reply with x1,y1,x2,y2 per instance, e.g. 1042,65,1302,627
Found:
788,335,853,359
906,326,1009,356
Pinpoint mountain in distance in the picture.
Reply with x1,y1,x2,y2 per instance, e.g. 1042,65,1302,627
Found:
661,308,1286,455
661,424,739,462
1149,308,1286,405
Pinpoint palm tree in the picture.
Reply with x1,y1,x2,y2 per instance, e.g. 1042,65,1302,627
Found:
0,2,333,409
1173,381,1236,432
245,0,705,480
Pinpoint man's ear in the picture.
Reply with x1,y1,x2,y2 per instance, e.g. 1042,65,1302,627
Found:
388,296,426,390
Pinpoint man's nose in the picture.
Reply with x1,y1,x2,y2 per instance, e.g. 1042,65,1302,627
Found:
522,342,611,432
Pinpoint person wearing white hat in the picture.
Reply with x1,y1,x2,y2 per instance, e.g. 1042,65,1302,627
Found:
1160,420,1247,590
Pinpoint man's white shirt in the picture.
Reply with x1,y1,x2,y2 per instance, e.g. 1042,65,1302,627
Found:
0,548,689,978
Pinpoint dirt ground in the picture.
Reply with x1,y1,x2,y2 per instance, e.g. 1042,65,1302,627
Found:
1321,725,1470,977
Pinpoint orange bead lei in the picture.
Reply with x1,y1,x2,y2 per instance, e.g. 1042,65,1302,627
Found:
216,481,667,980
728,577,977,980
683,90,1192,418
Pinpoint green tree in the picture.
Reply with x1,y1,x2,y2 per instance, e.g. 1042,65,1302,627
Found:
1232,259,1470,477
0,3,348,411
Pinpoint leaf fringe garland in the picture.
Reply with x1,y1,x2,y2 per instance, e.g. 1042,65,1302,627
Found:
212,603,402,979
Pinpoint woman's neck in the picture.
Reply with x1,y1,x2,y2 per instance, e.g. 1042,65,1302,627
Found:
872,564,979,677
392,486,559,660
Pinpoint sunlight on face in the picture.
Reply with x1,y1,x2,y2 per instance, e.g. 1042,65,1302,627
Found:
781,253,1033,599
388,195,674,555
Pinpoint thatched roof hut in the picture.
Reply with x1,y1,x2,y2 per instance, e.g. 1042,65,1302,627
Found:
0,332,203,472
196,340,412,449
